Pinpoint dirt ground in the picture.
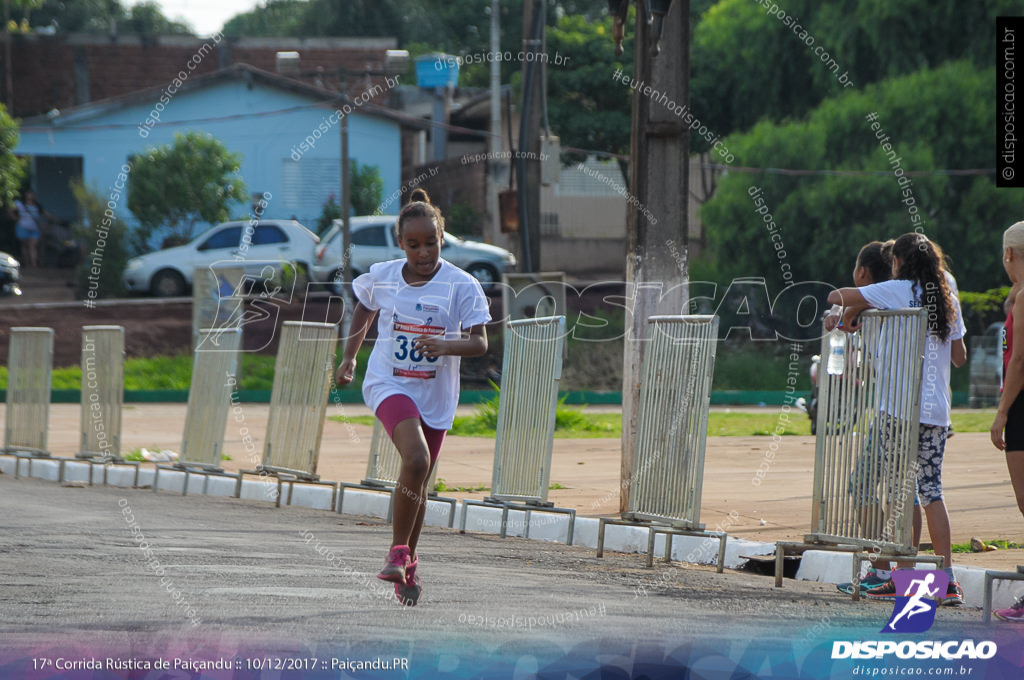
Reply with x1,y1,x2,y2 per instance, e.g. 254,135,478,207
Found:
10,402,1023,572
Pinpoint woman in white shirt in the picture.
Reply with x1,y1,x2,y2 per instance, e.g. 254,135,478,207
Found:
828,233,967,605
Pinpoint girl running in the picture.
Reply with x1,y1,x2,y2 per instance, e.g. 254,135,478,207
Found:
828,233,967,605
335,189,491,606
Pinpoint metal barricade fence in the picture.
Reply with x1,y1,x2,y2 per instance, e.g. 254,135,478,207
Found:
79,326,124,461
775,308,943,597
626,315,718,526
180,327,242,468
4,327,53,457
236,321,339,508
812,309,926,551
154,327,243,496
262,321,338,478
460,316,574,543
491,316,566,502
597,315,726,570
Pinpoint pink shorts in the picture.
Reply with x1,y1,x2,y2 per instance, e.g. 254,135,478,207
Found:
375,394,447,463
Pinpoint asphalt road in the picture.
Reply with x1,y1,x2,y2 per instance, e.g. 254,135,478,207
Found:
0,475,1004,679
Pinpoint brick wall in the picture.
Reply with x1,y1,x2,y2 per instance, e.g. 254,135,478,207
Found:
4,34,397,117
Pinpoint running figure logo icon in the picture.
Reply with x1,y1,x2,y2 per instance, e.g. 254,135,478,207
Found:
882,570,950,634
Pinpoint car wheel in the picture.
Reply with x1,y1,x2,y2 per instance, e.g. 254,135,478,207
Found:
150,269,186,297
322,268,349,296
466,262,499,290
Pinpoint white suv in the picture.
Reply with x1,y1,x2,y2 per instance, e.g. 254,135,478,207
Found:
311,216,516,293
123,220,320,297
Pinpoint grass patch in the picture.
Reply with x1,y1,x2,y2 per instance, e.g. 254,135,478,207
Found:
950,410,998,433
708,412,811,437
449,387,615,438
433,478,489,493
327,415,376,426
951,539,1022,553
0,346,373,392
432,479,567,493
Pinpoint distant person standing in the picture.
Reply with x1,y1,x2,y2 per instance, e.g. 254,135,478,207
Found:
991,221,1024,624
11,190,53,268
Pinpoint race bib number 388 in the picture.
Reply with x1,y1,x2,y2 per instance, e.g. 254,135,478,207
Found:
392,321,444,379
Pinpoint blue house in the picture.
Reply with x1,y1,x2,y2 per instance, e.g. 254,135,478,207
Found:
15,63,407,242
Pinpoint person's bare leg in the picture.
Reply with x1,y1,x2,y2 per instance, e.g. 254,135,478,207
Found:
922,500,952,569
1007,451,1024,521
389,418,430,549
886,506,923,572
407,458,438,559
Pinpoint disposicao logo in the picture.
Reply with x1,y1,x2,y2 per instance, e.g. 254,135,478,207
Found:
882,569,948,634
831,569,998,662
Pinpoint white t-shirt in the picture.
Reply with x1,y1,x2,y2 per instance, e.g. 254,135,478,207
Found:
859,273,966,426
354,258,491,429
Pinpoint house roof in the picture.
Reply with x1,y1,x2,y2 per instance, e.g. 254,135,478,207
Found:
20,62,428,131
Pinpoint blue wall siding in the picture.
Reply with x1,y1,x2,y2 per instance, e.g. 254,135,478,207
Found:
16,80,401,244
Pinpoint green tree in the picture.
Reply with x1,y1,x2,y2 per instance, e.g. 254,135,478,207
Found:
0,103,24,206
14,0,192,34
690,0,1020,143
127,131,247,250
350,160,384,216
698,61,1013,294
70,179,130,299
544,13,634,161
315,161,384,233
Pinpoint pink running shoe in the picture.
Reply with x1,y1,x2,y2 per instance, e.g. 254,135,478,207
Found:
377,544,410,583
994,595,1024,623
395,557,422,606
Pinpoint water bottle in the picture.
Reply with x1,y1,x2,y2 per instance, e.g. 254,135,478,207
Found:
826,328,845,375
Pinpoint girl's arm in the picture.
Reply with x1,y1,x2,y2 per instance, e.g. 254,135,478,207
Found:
335,301,378,385
992,291,1024,450
827,287,872,331
951,338,967,368
414,324,488,359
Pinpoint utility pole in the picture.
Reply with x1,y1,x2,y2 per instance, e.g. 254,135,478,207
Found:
619,0,690,512
487,0,501,244
340,108,351,287
517,0,544,272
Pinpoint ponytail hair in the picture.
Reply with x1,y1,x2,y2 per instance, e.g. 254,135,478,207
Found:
891,233,955,342
397,188,444,238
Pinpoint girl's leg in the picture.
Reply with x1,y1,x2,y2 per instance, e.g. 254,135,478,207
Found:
390,417,431,549
407,424,446,559
922,499,952,568
1007,450,1024,520
407,457,438,559
916,424,952,569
